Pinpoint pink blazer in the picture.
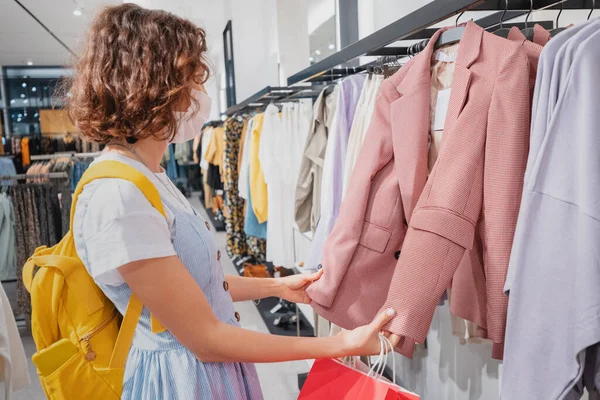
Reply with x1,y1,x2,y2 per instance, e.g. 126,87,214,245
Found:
306,21,531,359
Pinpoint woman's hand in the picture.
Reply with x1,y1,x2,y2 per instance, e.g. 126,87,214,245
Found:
276,269,323,304
338,309,399,356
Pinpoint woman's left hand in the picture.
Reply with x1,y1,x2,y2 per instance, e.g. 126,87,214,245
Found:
277,269,323,304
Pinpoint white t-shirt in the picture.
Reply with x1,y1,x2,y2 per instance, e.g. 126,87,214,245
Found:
73,152,195,286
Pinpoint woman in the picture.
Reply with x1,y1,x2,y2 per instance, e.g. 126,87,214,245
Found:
68,4,397,399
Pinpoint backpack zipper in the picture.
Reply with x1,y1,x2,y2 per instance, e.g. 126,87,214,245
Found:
79,311,119,362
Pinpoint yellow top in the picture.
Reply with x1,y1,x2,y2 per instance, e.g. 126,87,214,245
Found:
249,113,268,223
205,126,226,176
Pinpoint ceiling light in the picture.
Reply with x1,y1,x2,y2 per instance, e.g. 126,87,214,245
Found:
315,50,321,55
34,113,39,118
73,8,82,16
22,83,27,88
23,99,29,104
18,114,22,118
329,44,335,50
20,94,26,98
10,100,15,105
17,118,21,122
309,57,314,62
26,61,33,66
32,87,37,92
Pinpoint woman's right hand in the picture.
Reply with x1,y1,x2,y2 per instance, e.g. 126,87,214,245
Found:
338,309,399,356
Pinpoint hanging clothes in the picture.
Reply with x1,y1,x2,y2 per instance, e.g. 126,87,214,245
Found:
238,118,253,201
294,85,338,233
0,194,16,281
259,104,284,265
174,141,193,165
164,144,178,180
249,113,268,223
200,126,214,209
502,19,600,400
223,116,249,258
0,158,16,185
305,75,365,271
20,138,30,168
244,172,267,240
0,282,30,399
342,74,384,196
236,116,267,262
206,126,225,191
307,21,533,359
11,183,66,315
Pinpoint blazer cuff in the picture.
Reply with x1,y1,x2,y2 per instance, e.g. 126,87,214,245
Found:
492,341,504,360
394,336,416,358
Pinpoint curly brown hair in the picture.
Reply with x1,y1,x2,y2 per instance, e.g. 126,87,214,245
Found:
65,3,210,144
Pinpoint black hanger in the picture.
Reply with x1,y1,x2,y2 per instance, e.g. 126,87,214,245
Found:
550,1,567,37
520,0,535,41
434,11,466,50
494,0,512,38
589,0,596,20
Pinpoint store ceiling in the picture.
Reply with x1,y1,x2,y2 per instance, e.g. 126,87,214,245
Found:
0,0,225,67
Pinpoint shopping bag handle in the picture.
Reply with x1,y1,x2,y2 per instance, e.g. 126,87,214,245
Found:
368,334,396,384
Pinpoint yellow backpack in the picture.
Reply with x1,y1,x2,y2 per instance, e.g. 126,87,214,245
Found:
23,160,166,399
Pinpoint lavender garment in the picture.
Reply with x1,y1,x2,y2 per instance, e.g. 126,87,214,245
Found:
305,75,366,271
502,20,600,400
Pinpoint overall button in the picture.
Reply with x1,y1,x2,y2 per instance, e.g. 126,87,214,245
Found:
217,250,221,260
223,281,229,291
235,312,241,322
205,221,211,230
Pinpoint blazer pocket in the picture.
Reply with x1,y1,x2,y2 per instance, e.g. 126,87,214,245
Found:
410,207,475,250
359,221,392,253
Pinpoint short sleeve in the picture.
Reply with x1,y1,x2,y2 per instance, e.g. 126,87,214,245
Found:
73,179,176,286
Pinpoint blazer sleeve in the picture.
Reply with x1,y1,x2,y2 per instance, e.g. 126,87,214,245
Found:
482,48,531,359
380,48,530,358
305,81,398,308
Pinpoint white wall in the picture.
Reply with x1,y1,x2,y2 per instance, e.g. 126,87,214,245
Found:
276,1,310,83
228,0,279,101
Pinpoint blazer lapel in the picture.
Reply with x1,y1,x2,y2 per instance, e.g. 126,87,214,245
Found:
391,29,440,222
441,22,482,136
392,21,481,221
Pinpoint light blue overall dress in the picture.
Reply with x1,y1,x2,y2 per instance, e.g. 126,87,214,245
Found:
91,199,264,399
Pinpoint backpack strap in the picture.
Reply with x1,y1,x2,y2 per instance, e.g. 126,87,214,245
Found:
73,160,168,368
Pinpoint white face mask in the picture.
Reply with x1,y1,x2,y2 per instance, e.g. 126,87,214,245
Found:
171,89,212,143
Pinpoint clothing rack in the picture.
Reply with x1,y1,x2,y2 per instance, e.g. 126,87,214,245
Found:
225,85,329,116
203,120,225,128
285,0,599,86
227,0,579,111
0,172,69,181
30,151,101,161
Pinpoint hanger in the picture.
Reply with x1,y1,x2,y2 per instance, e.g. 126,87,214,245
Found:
589,0,596,20
550,1,567,37
494,0,512,37
434,11,465,50
520,0,535,40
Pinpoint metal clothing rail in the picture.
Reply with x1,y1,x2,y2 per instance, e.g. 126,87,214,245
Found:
0,172,69,180
224,85,328,116
287,0,600,86
30,152,101,161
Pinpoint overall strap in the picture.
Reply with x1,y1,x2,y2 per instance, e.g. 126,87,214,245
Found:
73,160,167,368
